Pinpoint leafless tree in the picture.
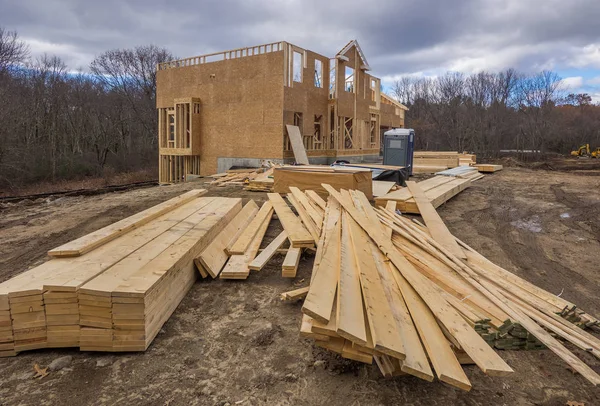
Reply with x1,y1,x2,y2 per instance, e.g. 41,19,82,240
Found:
0,28,29,72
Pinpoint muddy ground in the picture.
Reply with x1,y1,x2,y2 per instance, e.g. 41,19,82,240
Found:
0,164,599,405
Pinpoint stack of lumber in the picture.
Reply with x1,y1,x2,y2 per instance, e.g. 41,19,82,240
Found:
208,168,264,186
374,175,475,213
413,151,459,173
244,167,275,192
294,183,600,389
201,190,319,280
459,153,477,166
474,164,503,173
436,166,484,181
274,165,373,199
0,190,243,355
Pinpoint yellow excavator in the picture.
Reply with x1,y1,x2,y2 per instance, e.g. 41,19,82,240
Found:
571,144,600,158
571,144,590,157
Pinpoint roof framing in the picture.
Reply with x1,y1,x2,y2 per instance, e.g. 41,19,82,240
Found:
336,39,371,71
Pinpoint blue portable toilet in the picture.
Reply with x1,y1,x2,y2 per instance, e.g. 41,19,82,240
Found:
383,128,415,176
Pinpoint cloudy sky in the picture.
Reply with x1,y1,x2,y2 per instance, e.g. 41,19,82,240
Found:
2,0,600,99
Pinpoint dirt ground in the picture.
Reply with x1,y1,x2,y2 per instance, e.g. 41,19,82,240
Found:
0,164,599,406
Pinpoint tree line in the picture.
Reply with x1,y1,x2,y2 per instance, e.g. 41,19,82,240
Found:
391,70,600,157
1,26,599,191
0,27,173,191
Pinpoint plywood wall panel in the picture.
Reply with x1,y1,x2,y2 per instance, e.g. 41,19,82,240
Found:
157,52,285,175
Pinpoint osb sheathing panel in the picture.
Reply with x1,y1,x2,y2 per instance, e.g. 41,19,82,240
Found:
380,104,404,128
283,50,330,136
335,46,371,121
156,52,285,175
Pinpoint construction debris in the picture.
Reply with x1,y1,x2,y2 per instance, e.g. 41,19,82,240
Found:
292,183,600,389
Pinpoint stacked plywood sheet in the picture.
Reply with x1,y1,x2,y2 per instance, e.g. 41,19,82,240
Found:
0,190,243,355
294,184,600,389
374,175,475,213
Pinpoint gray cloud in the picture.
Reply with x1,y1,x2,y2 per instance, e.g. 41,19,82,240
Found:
1,0,599,85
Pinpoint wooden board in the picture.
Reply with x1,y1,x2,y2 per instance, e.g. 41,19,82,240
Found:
372,181,396,197
228,201,273,255
282,247,302,278
196,200,259,278
48,190,207,257
405,181,466,259
267,193,314,248
335,212,367,345
302,218,340,323
322,184,513,378
249,231,287,271
285,125,309,165
220,210,270,280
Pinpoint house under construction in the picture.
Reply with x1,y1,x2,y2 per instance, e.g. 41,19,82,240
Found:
156,40,407,183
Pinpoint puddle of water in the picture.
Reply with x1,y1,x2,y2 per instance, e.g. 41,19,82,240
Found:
511,216,542,233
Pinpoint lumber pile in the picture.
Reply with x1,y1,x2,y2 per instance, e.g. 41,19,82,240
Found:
436,166,484,181
474,164,503,173
295,183,600,389
208,168,266,186
459,153,477,166
244,167,275,192
0,191,243,355
203,189,319,280
413,151,459,169
273,165,373,199
374,175,477,213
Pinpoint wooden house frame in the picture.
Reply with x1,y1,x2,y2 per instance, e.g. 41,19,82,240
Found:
156,40,407,183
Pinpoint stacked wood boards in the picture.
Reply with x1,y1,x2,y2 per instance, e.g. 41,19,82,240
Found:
413,151,459,169
295,183,600,388
0,191,242,355
459,153,476,166
374,175,473,213
273,166,373,199
474,164,503,173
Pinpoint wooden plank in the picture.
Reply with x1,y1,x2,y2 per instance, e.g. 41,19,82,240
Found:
335,211,367,346
249,231,287,271
197,201,259,278
370,248,434,381
390,264,471,390
281,286,309,301
405,181,466,259
322,184,513,378
305,190,327,211
285,125,309,165
267,193,314,247
287,194,320,242
48,190,207,257
372,181,396,197
301,219,340,323
289,187,324,230
347,214,406,360
282,247,302,278
228,201,273,255
220,211,270,280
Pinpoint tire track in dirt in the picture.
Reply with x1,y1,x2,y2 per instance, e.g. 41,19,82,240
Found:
460,181,598,312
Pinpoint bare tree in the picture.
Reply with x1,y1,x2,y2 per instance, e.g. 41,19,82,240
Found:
0,27,29,72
